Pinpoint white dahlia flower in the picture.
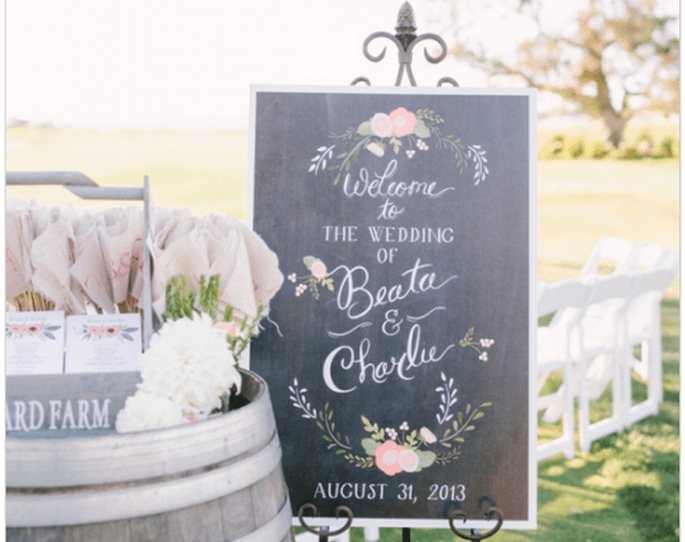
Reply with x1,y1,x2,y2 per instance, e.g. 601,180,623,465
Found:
138,312,242,414
115,390,192,433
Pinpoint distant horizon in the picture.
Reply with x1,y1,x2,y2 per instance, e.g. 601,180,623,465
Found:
6,110,678,133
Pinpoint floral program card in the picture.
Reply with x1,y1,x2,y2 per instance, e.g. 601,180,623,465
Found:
6,311,66,375
64,314,142,374
249,86,537,530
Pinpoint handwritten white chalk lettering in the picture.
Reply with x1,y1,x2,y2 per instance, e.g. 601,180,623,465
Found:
343,160,455,200
323,225,358,242
322,323,456,393
367,226,454,244
334,259,459,320
378,198,405,220
314,482,388,500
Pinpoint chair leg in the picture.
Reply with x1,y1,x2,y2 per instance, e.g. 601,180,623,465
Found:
562,360,575,459
576,356,591,454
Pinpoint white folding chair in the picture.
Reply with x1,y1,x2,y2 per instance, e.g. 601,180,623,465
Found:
575,273,633,453
622,265,679,426
577,236,640,278
536,278,591,460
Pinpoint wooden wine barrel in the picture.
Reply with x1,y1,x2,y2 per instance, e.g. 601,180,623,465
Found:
6,369,294,542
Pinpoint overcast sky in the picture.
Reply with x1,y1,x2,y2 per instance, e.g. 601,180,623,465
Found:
7,0,495,130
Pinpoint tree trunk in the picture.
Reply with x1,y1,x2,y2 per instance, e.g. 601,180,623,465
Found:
602,109,629,148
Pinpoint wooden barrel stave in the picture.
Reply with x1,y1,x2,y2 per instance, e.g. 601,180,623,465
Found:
6,370,295,542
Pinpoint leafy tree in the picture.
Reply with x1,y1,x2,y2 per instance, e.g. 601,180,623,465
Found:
440,0,679,147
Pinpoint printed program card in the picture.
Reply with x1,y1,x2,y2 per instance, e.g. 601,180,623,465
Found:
6,311,66,375
64,314,142,373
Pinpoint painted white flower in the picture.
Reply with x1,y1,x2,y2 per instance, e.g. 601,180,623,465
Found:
366,141,385,157
398,448,419,472
370,112,393,138
479,351,489,362
115,390,193,433
385,427,398,440
288,273,297,283
138,313,242,414
420,426,437,444
399,421,409,431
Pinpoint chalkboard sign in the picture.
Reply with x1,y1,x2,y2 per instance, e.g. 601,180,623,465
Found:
248,86,536,530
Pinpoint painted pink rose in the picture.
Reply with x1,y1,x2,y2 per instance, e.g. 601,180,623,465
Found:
215,321,238,338
398,448,419,472
88,325,103,335
390,107,417,137
9,324,24,334
375,440,404,476
310,259,327,279
23,323,43,335
371,113,393,138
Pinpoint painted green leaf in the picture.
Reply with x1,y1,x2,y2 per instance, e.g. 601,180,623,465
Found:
357,120,373,135
415,450,437,471
413,119,430,139
303,256,316,269
361,438,380,456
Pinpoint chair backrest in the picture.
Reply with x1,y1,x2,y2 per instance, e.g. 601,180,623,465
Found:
579,236,639,278
630,243,669,271
538,278,591,320
584,273,633,307
629,267,679,298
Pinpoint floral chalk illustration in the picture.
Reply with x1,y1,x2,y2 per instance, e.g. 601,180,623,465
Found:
309,107,489,185
459,327,495,362
289,371,491,475
288,256,334,299
6,322,61,341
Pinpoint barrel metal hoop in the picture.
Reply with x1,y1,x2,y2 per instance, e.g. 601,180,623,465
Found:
7,433,283,526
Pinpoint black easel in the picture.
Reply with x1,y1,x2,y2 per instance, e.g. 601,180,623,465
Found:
296,3,505,540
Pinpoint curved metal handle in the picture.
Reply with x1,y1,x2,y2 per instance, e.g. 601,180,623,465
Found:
449,505,504,541
297,503,354,538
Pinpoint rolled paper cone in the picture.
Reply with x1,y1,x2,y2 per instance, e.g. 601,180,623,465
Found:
97,216,144,305
210,231,258,320
150,228,210,320
70,227,116,314
30,219,85,315
207,214,284,309
5,211,34,302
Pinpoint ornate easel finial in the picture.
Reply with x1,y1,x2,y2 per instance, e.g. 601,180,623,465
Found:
352,2,458,87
